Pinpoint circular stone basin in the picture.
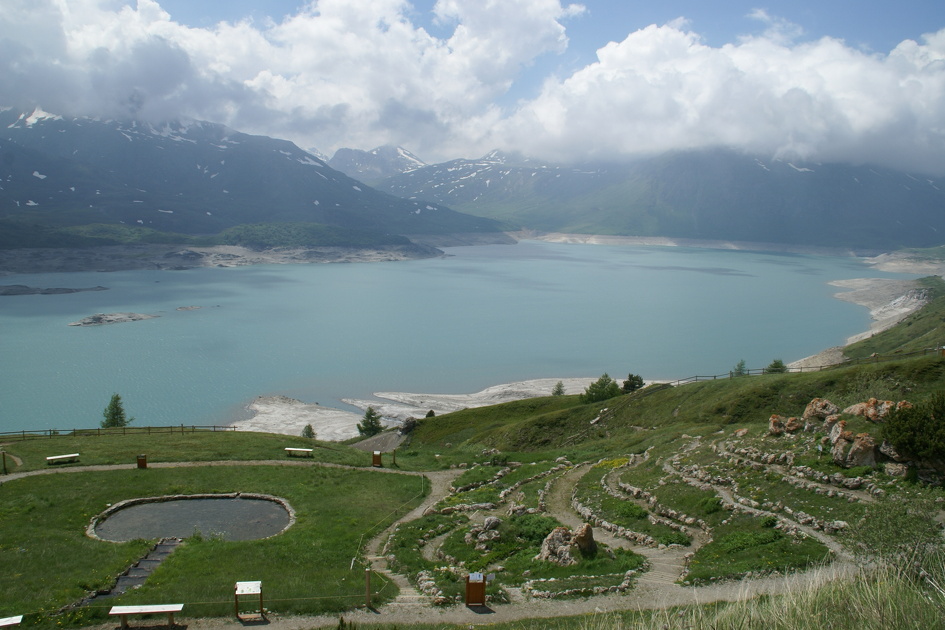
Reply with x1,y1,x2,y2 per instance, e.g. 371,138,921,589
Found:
93,495,292,542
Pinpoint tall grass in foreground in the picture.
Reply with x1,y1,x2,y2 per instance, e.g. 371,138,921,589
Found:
580,560,945,630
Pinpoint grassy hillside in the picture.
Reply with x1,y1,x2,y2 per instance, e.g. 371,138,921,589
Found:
1,301,943,629
0,220,427,251
843,275,945,358
395,355,945,466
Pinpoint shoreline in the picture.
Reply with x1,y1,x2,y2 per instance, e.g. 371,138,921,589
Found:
0,232,923,277
235,252,941,440
0,243,447,275
4,234,939,439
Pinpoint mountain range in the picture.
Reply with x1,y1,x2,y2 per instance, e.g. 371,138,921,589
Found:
0,108,504,243
329,146,945,251
3,106,944,253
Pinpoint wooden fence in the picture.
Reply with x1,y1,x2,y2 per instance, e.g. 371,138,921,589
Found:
3,346,942,443
664,345,944,387
0,424,236,443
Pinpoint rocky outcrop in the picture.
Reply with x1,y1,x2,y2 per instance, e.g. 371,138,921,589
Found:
784,417,803,433
804,398,840,421
68,312,158,326
535,526,581,566
768,415,785,436
842,398,912,422
803,398,839,431
829,425,878,469
572,523,597,555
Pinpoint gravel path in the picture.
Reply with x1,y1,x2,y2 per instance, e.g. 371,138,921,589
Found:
8,459,856,629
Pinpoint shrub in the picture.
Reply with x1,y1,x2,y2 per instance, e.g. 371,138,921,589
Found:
699,496,724,515
882,392,945,462
615,502,648,520
622,373,644,393
764,359,788,374
580,374,622,404
507,513,559,545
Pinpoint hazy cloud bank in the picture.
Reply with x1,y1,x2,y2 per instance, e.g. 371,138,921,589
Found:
1,0,943,173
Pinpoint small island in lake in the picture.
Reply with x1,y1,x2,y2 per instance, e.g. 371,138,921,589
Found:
68,312,159,326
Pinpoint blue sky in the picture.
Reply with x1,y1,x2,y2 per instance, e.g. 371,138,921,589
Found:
2,1,945,172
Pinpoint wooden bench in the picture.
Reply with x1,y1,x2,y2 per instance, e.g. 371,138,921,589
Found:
0,615,23,628
109,604,183,628
46,453,80,465
284,447,313,457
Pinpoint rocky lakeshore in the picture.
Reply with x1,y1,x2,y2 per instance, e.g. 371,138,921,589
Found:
0,243,446,274
0,284,108,296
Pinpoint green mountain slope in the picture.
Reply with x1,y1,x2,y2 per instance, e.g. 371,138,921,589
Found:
377,149,945,250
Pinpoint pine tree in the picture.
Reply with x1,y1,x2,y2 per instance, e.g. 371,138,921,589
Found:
101,393,132,428
357,406,384,437
580,374,622,404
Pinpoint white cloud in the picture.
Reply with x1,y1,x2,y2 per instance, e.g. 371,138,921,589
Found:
0,1,943,173
495,23,945,173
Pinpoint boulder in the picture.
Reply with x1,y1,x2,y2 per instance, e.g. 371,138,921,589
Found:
823,415,841,434
483,516,501,531
768,415,786,436
845,433,877,467
535,526,577,566
831,432,878,468
879,440,905,462
829,420,848,444
831,436,853,467
784,417,803,433
803,398,840,421
733,428,749,438
572,523,597,555
884,462,909,477
842,398,912,423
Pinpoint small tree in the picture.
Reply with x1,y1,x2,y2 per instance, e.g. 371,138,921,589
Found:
301,423,316,439
580,374,622,404
622,373,644,393
764,358,787,374
357,406,384,437
101,393,132,428
731,359,747,377
551,381,565,396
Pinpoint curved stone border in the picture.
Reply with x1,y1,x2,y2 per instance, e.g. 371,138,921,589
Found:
522,569,640,599
86,492,296,542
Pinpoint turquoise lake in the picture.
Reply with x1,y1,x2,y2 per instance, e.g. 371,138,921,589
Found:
0,240,916,433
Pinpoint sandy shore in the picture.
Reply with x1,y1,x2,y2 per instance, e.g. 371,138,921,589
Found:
231,379,598,441
230,395,365,441
789,273,933,368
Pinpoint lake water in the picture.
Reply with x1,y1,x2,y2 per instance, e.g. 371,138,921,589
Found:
0,240,916,433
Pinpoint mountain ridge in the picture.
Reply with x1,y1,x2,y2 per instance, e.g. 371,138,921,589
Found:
369,147,945,250
0,108,505,240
